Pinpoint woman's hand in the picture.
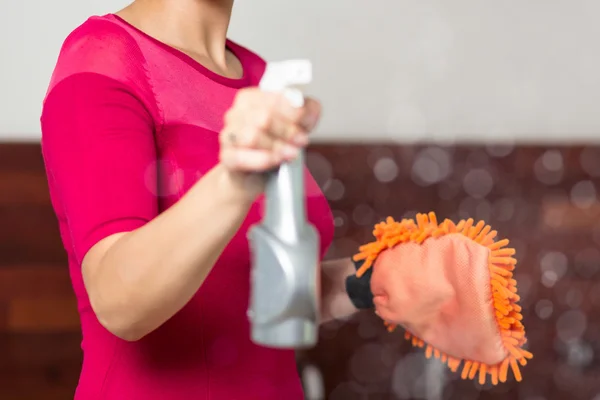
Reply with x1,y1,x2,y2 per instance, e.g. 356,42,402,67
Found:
219,88,321,174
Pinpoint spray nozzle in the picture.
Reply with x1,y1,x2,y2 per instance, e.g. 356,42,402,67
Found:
260,60,312,108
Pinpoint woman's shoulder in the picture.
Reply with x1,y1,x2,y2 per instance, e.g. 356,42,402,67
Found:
46,15,151,97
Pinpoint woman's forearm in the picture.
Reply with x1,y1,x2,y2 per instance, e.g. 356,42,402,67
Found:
83,164,257,341
320,257,359,324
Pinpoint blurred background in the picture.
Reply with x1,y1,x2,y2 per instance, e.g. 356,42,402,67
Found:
1,1,600,399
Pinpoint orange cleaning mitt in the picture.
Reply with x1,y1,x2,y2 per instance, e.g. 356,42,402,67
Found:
345,212,532,385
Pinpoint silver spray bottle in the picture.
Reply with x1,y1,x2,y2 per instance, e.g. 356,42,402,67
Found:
247,60,320,349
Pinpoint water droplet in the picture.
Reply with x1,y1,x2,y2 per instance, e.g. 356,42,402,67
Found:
325,179,345,201
367,148,395,169
331,210,348,236
566,340,594,367
556,310,587,341
541,271,558,288
540,251,568,281
535,299,554,320
463,169,494,199
570,180,597,209
565,289,583,309
534,150,564,185
542,150,564,171
485,144,514,158
333,216,344,227
411,147,452,186
373,157,398,183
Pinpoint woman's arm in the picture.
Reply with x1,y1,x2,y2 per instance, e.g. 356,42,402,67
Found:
42,74,254,341
319,258,359,323
82,165,254,341
42,73,319,341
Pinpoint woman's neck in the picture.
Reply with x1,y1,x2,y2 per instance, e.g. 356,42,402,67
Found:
118,0,235,69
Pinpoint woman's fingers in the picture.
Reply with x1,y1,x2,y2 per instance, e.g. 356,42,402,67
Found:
248,112,307,147
220,125,301,162
229,89,320,140
221,124,274,149
298,97,322,131
220,147,281,172
271,94,321,133
220,88,322,174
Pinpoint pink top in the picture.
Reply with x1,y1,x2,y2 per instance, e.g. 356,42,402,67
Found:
41,14,334,400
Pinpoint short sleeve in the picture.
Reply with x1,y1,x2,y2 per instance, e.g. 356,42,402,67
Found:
41,72,159,264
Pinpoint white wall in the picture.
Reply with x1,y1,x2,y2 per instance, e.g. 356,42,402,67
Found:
2,0,600,143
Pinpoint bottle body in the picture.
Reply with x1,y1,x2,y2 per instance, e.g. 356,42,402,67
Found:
248,218,320,349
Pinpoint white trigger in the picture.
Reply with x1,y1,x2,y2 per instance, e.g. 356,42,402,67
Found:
260,60,312,108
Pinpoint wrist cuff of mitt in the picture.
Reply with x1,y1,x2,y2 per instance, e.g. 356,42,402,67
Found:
345,259,374,309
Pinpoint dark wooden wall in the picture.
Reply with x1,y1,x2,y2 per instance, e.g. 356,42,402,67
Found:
1,143,599,400
0,144,81,400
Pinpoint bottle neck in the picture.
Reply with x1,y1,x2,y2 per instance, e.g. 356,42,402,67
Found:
262,152,306,243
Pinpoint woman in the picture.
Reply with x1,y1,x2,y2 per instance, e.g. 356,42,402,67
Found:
41,0,359,398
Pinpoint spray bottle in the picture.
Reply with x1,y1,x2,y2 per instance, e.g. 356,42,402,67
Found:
247,60,320,349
